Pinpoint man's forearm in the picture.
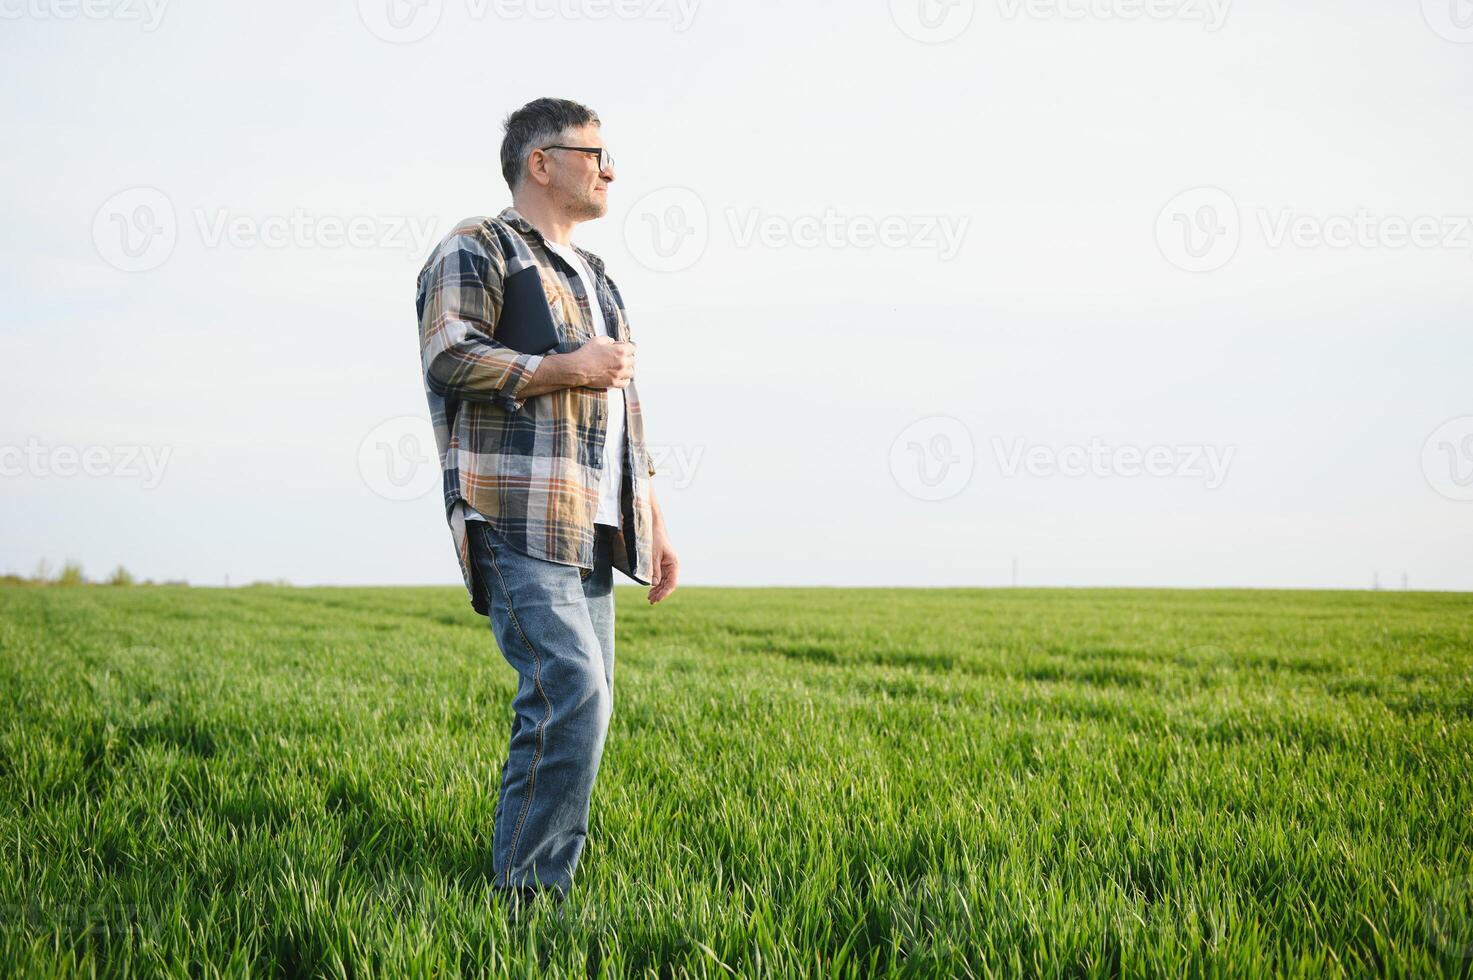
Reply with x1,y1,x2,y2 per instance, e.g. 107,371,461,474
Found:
650,486,666,533
518,352,591,398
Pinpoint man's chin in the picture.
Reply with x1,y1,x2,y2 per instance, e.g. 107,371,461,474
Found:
568,203,604,222
561,195,606,222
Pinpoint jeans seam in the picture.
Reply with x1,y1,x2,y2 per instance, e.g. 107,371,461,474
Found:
482,525,555,890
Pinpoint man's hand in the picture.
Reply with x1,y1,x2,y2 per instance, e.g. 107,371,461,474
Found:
569,335,635,390
647,488,677,604
648,524,679,604
516,336,636,399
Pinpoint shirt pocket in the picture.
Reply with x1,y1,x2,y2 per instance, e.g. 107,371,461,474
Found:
538,268,585,349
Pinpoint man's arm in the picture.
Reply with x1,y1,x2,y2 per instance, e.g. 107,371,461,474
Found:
648,485,679,604
418,231,633,409
517,349,594,398
419,230,545,412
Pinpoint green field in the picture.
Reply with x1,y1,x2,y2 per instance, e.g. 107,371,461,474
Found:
1,585,1470,978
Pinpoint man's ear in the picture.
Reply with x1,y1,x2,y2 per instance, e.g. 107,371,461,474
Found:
525,149,553,189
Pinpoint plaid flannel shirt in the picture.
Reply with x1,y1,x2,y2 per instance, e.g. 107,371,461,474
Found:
416,206,658,614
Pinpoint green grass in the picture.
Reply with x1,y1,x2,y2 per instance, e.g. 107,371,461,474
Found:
1,584,1470,978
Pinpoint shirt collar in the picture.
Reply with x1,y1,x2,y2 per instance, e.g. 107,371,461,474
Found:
498,205,606,276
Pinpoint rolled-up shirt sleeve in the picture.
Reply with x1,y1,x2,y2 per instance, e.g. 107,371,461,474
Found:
418,230,545,413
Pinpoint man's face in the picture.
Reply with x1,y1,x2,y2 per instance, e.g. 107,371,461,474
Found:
545,123,614,220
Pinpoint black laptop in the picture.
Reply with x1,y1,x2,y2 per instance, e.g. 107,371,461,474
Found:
496,266,561,355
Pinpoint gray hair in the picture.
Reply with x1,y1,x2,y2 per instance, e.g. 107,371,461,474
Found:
499,97,601,193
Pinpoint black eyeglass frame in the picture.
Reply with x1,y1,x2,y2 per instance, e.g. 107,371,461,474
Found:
538,144,615,173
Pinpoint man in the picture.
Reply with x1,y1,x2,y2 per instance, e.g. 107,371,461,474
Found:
415,97,679,912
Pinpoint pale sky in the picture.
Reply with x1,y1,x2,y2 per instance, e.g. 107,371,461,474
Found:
2,0,1471,590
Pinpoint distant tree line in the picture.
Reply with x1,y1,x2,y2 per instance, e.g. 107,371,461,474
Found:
1,560,190,588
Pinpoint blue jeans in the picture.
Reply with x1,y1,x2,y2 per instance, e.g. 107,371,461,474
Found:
469,518,616,901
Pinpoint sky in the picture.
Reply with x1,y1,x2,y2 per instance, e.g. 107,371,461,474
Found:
1,0,1471,590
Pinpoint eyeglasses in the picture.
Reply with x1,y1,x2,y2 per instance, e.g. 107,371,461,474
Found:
539,144,615,174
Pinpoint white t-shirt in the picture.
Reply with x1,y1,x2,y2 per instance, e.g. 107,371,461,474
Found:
461,238,626,529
